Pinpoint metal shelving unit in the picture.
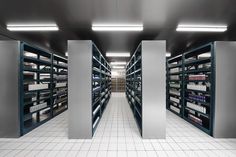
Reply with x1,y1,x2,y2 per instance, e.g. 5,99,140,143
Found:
68,40,111,139
125,41,166,139
20,43,53,135
92,44,111,134
182,43,214,135
52,54,68,117
166,43,214,135
19,42,68,135
126,44,142,134
166,54,183,117
111,78,125,92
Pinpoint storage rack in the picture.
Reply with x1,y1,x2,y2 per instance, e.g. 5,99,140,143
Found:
183,43,214,135
126,44,142,134
92,44,112,134
166,54,183,117
20,42,68,135
125,41,166,139
68,40,111,139
52,54,68,116
167,43,214,135
111,78,126,92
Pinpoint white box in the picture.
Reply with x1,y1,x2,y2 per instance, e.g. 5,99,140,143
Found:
28,84,48,91
56,83,67,88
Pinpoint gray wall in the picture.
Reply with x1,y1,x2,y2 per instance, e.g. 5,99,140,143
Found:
0,41,20,138
68,40,92,139
142,41,166,139
214,41,236,138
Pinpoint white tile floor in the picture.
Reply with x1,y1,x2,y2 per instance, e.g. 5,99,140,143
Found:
0,93,236,157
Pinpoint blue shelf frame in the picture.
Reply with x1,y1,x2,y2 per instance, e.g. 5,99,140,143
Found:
19,42,68,136
125,43,143,136
166,42,215,136
91,43,111,135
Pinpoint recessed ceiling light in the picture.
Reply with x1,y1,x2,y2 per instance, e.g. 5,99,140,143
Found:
7,23,59,31
110,62,127,65
166,52,171,57
92,24,143,31
176,24,227,32
106,52,130,57
112,66,125,69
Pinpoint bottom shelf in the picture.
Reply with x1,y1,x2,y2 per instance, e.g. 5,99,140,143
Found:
183,116,211,135
23,111,51,135
53,105,68,117
126,95,142,136
92,93,111,135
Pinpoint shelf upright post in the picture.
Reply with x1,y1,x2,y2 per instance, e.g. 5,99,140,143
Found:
50,53,54,118
209,44,215,136
181,54,185,117
19,42,24,136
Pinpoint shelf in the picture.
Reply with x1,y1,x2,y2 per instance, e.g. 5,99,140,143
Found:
53,71,67,75
20,43,68,136
127,57,141,72
184,58,211,66
183,116,210,135
169,71,182,75
185,98,209,106
185,107,209,118
166,42,214,136
168,63,182,69
24,56,51,66
24,68,51,74
24,96,50,106
53,63,68,69
185,89,210,94
185,69,210,74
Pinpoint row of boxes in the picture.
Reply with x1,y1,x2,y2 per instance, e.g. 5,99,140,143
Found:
169,90,180,96
56,83,67,88
170,83,180,88
170,105,180,114
28,84,48,91
186,102,206,114
189,74,206,80
187,84,207,91
188,94,206,102
170,96,180,103
30,102,47,113
188,114,202,126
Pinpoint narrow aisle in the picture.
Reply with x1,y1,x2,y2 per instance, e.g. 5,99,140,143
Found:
0,93,236,157
95,92,141,139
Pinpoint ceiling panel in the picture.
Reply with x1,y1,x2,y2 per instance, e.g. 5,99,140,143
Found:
0,0,236,60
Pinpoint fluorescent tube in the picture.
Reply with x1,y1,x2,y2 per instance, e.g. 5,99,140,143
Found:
7,23,59,31
92,24,143,31
176,24,227,32
110,62,127,65
112,66,125,69
106,52,130,57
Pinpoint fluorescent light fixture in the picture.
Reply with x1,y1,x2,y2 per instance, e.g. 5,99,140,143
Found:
166,52,171,57
65,52,68,57
92,24,143,31
176,24,227,32
112,66,125,69
110,62,127,65
106,52,130,57
7,23,59,31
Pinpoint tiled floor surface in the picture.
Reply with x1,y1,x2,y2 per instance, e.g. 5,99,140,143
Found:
0,93,236,157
